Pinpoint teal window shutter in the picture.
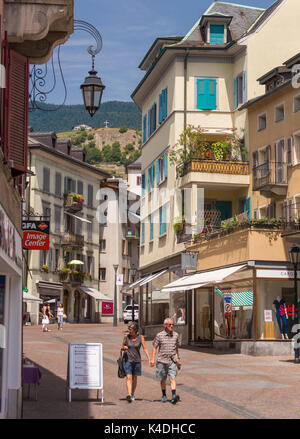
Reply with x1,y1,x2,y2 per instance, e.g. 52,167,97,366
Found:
151,163,155,188
164,88,168,119
197,79,206,109
159,207,162,235
148,168,151,192
207,79,217,110
153,103,157,132
210,24,224,44
162,206,167,234
150,215,153,241
141,173,145,197
159,93,162,124
164,154,168,178
148,109,151,137
141,222,145,244
234,77,238,109
244,197,251,220
242,71,247,103
197,79,216,110
156,159,160,184
143,115,147,142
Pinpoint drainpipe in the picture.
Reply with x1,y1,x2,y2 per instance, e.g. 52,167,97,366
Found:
184,50,189,132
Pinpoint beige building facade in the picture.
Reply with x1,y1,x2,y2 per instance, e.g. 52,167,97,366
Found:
131,0,300,349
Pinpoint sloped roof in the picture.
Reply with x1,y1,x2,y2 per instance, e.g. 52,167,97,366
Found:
183,1,264,43
245,0,285,36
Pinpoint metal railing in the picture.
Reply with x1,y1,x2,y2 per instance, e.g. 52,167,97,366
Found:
252,161,287,190
177,158,249,178
61,232,84,247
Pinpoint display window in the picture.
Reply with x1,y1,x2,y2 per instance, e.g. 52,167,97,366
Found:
214,281,254,340
256,279,300,340
195,288,212,341
0,275,5,414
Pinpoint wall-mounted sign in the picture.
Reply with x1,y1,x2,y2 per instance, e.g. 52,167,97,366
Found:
0,205,22,268
181,252,198,271
22,221,49,250
256,269,300,280
116,274,123,286
102,301,113,315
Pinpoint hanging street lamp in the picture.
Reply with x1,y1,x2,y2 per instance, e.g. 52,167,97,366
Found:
80,63,105,117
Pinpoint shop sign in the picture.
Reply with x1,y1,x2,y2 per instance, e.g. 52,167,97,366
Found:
116,274,123,286
22,221,50,250
102,301,113,315
181,252,197,270
256,269,300,279
264,310,273,322
0,205,22,268
224,296,232,313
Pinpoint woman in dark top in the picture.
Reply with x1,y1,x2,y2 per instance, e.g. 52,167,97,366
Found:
121,321,150,402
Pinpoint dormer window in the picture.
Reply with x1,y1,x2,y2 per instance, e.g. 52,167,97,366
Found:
209,24,224,44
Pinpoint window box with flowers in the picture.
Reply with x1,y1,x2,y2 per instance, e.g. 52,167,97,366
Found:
64,192,85,213
41,265,48,273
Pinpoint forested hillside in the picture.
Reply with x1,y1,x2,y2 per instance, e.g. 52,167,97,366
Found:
28,101,141,132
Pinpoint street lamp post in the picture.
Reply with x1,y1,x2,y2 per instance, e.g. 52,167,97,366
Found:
113,264,119,327
130,266,137,322
289,244,300,363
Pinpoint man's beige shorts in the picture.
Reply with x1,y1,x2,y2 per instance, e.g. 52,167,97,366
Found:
156,361,178,381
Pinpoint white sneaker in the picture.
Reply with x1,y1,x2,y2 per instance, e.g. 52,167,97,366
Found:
131,395,135,401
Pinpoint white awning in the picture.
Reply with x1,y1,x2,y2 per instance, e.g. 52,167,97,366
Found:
23,292,42,302
161,265,247,293
123,276,149,292
139,269,168,286
79,286,112,301
64,211,92,223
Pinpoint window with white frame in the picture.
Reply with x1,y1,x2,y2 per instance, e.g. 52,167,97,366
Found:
275,104,284,122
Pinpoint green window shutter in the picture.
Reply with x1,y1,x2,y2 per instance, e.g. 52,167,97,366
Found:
141,222,145,244
156,159,160,184
150,215,153,241
197,79,206,109
234,76,238,109
151,163,155,188
141,173,145,197
197,79,216,110
153,103,157,132
242,71,247,103
210,25,224,44
164,88,168,119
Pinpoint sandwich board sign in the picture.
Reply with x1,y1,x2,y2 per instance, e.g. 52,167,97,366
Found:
67,343,103,402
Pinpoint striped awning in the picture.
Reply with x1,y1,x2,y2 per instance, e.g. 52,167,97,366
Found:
231,292,253,309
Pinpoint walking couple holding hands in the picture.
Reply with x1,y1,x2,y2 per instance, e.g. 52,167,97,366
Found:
121,318,182,404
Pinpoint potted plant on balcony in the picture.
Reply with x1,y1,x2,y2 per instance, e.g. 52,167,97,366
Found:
173,216,186,233
41,264,48,273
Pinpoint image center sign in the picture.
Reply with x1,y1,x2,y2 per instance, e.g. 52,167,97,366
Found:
22,221,50,250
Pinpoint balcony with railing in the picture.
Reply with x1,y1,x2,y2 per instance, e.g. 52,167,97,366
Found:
252,161,287,197
282,200,300,243
177,158,249,189
59,270,84,284
64,193,84,213
61,232,84,248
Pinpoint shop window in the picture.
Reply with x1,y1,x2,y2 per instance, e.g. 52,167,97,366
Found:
214,284,254,340
169,292,186,325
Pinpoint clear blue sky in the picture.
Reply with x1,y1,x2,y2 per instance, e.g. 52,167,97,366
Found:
47,0,274,105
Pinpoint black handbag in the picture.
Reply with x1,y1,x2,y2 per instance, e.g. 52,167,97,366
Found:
117,350,126,378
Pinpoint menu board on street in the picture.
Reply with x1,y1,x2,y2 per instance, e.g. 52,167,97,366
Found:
67,343,103,402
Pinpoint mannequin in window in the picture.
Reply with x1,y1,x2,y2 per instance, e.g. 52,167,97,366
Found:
273,296,288,339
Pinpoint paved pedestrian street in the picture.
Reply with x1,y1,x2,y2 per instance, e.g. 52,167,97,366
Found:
22,323,300,419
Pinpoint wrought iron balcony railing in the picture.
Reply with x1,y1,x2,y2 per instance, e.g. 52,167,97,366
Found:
61,232,84,247
252,161,287,191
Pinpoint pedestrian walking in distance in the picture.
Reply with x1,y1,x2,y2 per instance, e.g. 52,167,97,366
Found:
41,304,49,332
57,303,64,330
150,317,182,404
121,321,151,402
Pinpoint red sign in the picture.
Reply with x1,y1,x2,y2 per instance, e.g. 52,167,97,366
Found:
22,221,50,250
102,301,113,315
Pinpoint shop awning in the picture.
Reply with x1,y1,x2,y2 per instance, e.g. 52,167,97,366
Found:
64,211,92,223
123,269,167,292
161,264,247,293
37,281,62,297
139,269,167,286
23,292,42,302
79,286,112,301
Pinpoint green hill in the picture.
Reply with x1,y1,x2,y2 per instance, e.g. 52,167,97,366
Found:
28,101,141,132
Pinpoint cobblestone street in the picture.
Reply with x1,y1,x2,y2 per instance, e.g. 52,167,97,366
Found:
22,323,300,420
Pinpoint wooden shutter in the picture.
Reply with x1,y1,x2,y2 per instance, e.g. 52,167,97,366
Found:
43,167,50,192
159,92,162,124
148,109,151,137
143,115,147,143
77,180,83,195
197,79,206,109
5,49,29,176
88,184,93,207
207,79,217,110
244,197,251,220
210,24,224,44
156,159,160,184
148,167,151,192
287,137,293,166
55,172,62,196
164,154,168,178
